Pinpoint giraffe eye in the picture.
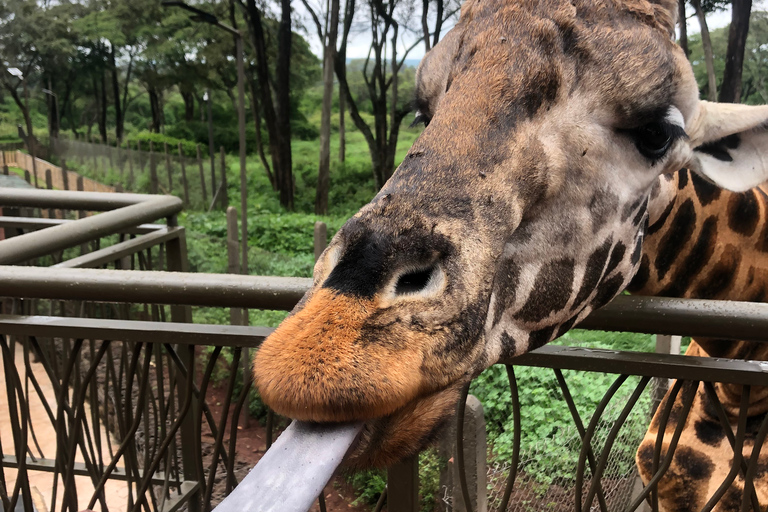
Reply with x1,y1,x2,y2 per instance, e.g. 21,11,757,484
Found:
394,265,441,296
631,121,683,161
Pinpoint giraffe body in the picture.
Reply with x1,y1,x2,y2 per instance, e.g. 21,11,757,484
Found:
630,171,768,511
253,0,768,469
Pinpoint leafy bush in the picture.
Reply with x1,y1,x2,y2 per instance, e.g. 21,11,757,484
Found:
471,329,657,488
346,448,445,512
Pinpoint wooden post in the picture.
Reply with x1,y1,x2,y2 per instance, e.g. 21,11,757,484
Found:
90,135,97,173
128,141,134,186
149,140,158,194
227,207,242,325
388,456,419,512
219,146,228,209
77,176,88,255
196,144,208,204
45,169,55,219
137,140,143,174
24,170,31,185
164,141,173,192
1,151,8,175
178,143,189,205
32,154,39,188
227,206,248,429
117,139,125,176
107,135,113,169
449,396,488,512
652,335,683,411
314,222,327,262
61,159,69,191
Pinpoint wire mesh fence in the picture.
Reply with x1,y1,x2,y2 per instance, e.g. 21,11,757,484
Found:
484,374,654,512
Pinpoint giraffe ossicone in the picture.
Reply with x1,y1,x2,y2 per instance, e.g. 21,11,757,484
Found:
254,0,768,468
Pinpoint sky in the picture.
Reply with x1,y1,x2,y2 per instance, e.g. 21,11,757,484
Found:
299,1,759,64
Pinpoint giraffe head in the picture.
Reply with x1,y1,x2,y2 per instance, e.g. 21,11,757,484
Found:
254,0,768,467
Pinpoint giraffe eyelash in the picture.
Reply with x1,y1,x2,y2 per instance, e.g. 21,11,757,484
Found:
410,111,431,128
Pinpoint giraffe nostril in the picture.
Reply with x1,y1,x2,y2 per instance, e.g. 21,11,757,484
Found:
395,266,437,296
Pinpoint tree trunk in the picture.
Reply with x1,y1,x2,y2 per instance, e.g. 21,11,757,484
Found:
678,0,689,58
100,68,108,142
110,45,123,141
247,74,276,189
276,0,294,210
244,0,293,210
719,0,753,103
316,0,340,215
148,87,162,133
93,76,103,140
433,0,444,47
692,0,718,101
181,91,195,122
421,0,431,53
339,84,346,163
46,77,59,140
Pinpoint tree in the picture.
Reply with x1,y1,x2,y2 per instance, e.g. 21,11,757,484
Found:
240,0,295,210
691,0,718,100
334,0,457,189
0,0,47,143
678,0,690,58
301,0,341,214
720,0,753,102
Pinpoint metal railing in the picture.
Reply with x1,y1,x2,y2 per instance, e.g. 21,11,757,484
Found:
0,188,766,512
2,266,767,512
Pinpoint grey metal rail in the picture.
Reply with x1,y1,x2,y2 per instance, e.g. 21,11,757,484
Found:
0,189,183,264
1,265,767,341
0,216,167,235
0,314,270,347
0,188,171,210
0,266,308,311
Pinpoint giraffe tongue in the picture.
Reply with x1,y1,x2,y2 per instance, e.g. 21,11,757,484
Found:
212,421,364,512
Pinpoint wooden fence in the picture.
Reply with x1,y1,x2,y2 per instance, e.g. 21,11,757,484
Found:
1,150,115,193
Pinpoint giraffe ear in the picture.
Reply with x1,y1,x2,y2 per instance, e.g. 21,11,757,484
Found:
685,101,768,192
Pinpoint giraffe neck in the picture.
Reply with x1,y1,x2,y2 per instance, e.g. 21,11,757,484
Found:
628,169,768,411
627,169,768,303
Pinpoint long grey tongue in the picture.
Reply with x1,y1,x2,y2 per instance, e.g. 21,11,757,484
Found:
212,421,364,512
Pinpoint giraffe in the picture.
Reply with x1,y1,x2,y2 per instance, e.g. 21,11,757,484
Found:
629,170,768,511
252,0,768,470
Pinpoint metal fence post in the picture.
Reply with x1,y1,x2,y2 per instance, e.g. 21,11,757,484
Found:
165,222,202,512
388,456,419,512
